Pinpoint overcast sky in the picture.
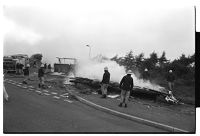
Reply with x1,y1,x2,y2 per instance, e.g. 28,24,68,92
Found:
3,0,198,64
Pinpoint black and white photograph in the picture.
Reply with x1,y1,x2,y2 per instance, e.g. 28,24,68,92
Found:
2,0,198,134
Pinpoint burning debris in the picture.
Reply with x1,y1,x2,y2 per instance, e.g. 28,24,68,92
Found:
69,77,179,104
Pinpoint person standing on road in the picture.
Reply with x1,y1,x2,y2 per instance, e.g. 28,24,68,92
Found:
100,67,110,98
47,64,51,73
166,70,175,95
119,70,134,108
22,64,30,84
16,63,20,75
38,64,45,88
19,63,24,75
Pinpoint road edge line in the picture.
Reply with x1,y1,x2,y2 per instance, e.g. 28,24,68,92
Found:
73,94,189,133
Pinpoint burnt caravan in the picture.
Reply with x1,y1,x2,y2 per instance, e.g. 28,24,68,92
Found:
54,57,77,75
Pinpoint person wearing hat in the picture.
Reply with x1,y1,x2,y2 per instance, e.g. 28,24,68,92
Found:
100,67,110,98
119,70,134,108
142,68,150,81
38,64,45,88
166,70,175,94
22,64,30,84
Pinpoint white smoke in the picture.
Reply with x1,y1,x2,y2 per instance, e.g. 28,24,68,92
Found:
75,58,126,82
75,57,165,92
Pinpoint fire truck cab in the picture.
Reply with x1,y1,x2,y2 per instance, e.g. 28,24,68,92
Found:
3,54,29,74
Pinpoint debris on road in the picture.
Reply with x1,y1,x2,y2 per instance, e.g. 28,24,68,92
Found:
107,94,120,99
69,77,180,104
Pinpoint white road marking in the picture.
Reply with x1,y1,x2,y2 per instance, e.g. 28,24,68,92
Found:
43,90,49,92
29,86,34,88
53,96,60,99
60,95,68,98
22,86,28,89
44,93,50,96
64,99,73,103
36,90,42,93
51,92,58,95
28,88,35,91
61,93,69,96
60,93,69,97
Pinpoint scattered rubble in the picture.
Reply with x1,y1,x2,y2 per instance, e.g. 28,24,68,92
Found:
69,77,180,104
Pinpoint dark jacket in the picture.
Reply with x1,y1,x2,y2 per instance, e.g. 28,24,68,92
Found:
120,74,134,91
19,64,24,69
48,64,51,69
38,68,44,77
23,67,29,76
101,71,110,84
142,71,150,80
16,63,20,69
166,73,175,82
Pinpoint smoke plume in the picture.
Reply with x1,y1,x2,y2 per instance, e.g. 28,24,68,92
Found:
75,57,165,91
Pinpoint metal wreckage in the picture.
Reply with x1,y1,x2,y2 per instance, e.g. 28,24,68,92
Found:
53,57,180,104
69,77,180,104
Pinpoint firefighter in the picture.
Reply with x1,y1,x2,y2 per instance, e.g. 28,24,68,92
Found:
119,70,134,108
142,68,150,81
47,64,51,73
166,70,175,95
19,63,24,75
38,64,45,88
22,64,30,84
16,63,20,75
100,67,110,98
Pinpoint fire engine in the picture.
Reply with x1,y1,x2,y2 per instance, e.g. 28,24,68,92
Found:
3,54,29,73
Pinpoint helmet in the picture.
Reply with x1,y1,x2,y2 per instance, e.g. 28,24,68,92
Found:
27,64,30,67
127,70,132,74
104,67,108,70
145,68,148,72
41,64,44,67
169,70,172,73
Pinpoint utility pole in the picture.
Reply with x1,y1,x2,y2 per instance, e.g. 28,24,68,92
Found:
86,45,91,59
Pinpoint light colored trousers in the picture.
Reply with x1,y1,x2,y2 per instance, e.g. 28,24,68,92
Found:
168,82,174,91
3,85,9,101
39,77,45,85
120,89,130,104
101,84,108,95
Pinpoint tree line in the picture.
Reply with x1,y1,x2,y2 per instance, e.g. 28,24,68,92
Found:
111,51,195,83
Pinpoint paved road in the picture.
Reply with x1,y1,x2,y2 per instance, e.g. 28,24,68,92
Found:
3,81,165,133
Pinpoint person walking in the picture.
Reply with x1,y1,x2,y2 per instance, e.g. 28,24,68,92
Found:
100,67,110,98
22,64,30,84
166,70,175,95
118,70,134,108
38,64,45,88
